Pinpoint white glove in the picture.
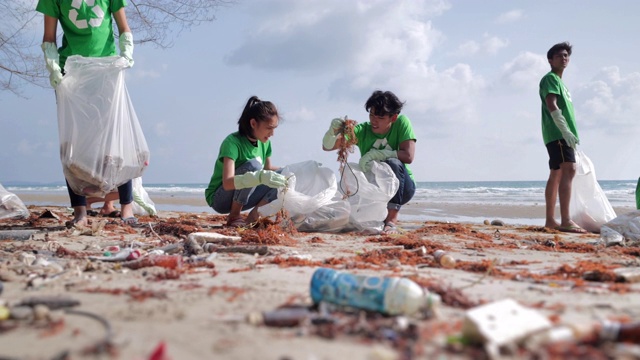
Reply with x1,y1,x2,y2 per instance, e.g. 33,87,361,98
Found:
359,149,398,172
550,109,579,148
119,32,134,67
41,42,63,88
322,117,345,149
234,170,287,189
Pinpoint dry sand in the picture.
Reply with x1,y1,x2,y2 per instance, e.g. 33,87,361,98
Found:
1,201,639,360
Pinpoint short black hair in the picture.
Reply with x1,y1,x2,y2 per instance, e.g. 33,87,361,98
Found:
547,42,572,60
365,90,405,116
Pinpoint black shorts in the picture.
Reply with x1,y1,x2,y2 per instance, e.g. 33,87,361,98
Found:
545,139,576,170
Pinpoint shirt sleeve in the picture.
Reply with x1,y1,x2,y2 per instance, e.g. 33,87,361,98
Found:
35,0,60,18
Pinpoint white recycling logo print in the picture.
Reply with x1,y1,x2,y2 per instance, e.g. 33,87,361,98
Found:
68,0,105,29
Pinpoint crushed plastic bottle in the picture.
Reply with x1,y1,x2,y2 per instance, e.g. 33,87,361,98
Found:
433,250,456,268
309,267,440,317
121,255,182,270
600,320,640,343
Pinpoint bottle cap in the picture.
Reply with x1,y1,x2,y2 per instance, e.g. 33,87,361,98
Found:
599,320,621,341
246,311,264,326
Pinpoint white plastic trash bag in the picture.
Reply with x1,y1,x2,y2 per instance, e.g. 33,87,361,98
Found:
340,161,399,232
600,210,640,246
0,183,29,220
259,161,337,218
56,55,150,198
569,150,616,233
131,177,157,216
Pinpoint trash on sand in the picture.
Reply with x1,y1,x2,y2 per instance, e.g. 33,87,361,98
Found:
17,295,81,310
121,255,183,270
246,306,313,327
188,232,241,245
461,298,551,358
433,250,456,268
309,267,440,317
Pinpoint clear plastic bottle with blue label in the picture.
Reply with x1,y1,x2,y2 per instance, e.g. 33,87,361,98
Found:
309,267,440,317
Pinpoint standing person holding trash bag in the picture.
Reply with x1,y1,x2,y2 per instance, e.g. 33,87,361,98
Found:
205,96,288,228
37,0,138,227
322,90,417,235
539,42,587,233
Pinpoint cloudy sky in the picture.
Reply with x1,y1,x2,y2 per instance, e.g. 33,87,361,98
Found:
2,0,639,184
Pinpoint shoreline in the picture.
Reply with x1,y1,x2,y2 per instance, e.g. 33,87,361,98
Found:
13,192,636,227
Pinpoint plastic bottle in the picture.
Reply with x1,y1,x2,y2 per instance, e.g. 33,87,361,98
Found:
525,323,596,349
433,250,456,268
309,267,440,317
121,255,182,270
600,320,640,343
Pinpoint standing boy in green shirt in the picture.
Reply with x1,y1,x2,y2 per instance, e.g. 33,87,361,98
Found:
539,42,586,233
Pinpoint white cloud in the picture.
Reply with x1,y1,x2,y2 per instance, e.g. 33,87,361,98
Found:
17,139,38,155
154,122,170,136
495,9,524,24
453,34,508,57
283,106,315,123
500,51,548,91
574,66,640,132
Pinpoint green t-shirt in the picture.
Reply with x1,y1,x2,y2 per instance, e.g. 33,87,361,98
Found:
353,114,417,180
36,0,127,69
539,71,579,145
205,132,273,206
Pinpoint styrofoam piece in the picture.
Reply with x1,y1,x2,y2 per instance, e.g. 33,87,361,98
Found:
462,298,552,348
188,232,241,244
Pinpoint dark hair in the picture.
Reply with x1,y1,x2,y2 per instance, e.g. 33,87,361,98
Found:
547,42,572,59
365,90,405,116
237,96,279,137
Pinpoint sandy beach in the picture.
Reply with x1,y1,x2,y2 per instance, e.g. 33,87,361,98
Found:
1,194,640,359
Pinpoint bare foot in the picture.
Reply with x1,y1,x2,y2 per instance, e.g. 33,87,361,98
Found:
544,221,560,230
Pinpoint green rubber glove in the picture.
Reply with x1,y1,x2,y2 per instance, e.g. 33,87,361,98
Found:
119,32,134,67
550,109,579,148
41,42,63,88
359,149,398,172
234,170,287,189
322,117,345,149
133,191,157,216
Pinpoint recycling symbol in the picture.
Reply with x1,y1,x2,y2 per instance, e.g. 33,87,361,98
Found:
68,0,105,29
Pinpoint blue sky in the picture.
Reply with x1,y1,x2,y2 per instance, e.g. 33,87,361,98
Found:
2,0,639,184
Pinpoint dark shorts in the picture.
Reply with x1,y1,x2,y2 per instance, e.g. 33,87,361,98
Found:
545,139,576,170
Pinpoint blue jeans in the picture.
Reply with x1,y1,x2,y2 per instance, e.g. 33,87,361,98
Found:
384,158,416,211
211,159,279,214
66,179,133,207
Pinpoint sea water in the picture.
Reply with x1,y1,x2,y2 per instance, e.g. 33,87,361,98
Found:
6,180,637,225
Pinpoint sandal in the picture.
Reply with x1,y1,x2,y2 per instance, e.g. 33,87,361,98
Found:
102,210,121,218
381,221,400,235
226,217,247,228
65,217,88,229
121,217,139,226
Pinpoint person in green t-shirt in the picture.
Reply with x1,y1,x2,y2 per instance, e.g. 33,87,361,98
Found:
539,42,586,233
205,96,288,228
322,90,417,235
36,0,137,227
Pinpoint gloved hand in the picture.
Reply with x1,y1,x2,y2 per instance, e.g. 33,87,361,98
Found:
41,42,63,88
119,32,134,67
234,170,287,189
322,117,345,149
359,149,398,172
550,109,579,148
